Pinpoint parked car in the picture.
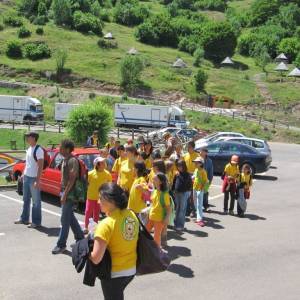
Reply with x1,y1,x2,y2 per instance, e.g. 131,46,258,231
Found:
148,127,180,140
176,128,201,141
14,148,100,197
215,137,272,156
195,141,272,175
195,131,245,149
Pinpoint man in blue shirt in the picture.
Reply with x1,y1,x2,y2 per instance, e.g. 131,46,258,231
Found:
200,148,214,212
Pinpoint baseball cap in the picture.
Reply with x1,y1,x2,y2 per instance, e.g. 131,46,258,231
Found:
193,157,204,163
94,156,106,165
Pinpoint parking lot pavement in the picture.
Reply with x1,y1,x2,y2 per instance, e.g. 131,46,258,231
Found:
1,142,300,300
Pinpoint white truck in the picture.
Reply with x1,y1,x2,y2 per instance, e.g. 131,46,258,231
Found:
0,95,44,123
54,103,79,122
114,103,189,128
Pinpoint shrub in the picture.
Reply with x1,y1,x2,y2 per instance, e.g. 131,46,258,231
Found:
294,52,300,67
17,0,39,18
33,15,48,25
36,27,44,35
194,69,208,92
38,1,48,17
18,26,31,38
278,37,300,62
0,23,4,31
3,13,23,27
249,0,280,26
6,40,23,58
195,0,227,12
100,9,110,22
172,0,194,10
55,49,68,79
73,11,103,35
97,38,118,49
193,47,204,67
51,0,73,26
23,41,51,60
66,99,112,145
178,35,199,54
120,55,144,92
253,45,271,73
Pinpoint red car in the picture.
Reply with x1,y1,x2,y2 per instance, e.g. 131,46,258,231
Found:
14,148,100,197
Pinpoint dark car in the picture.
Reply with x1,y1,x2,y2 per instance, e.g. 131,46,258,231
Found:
196,141,272,175
176,129,201,141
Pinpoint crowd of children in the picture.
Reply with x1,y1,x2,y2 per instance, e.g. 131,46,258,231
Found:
84,135,253,248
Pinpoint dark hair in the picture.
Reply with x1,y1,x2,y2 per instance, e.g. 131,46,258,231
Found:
144,139,153,154
117,145,125,151
151,150,161,160
115,140,121,145
134,161,147,178
99,183,128,210
60,139,75,152
187,140,195,149
126,145,137,155
139,151,148,161
153,159,166,174
176,159,188,173
155,172,168,192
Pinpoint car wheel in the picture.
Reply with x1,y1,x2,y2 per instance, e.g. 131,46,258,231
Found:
242,163,255,175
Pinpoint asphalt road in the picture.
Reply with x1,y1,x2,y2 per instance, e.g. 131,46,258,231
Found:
0,142,300,300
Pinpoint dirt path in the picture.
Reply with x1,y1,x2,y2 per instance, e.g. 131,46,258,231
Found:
253,73,274,103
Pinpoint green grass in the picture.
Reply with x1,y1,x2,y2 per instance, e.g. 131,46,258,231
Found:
0,128,66,150
0,87,26,95
228,0,255,12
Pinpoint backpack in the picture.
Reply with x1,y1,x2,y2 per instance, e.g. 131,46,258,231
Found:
33,145,50,169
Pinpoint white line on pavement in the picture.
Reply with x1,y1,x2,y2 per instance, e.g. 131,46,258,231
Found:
0,233,5,236
0,193,84,225
209,193,223,200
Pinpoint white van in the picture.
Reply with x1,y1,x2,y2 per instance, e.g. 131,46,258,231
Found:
0,95,44,123
54,103,79,122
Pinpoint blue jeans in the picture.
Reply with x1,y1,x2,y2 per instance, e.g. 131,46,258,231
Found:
174,191,191,229
195,190,204,221
57,200,84,248
20,175,42,225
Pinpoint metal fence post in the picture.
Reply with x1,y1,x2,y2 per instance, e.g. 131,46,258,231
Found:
12,121,15,130
259,116,262,125
27,120,30,131
117,127,120,139
232,112,235,119
43,121,46,132
131,129,134,140
58,122,61,133
273,120,276,129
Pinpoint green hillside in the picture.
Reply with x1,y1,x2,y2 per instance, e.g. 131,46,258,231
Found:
0,0,299,112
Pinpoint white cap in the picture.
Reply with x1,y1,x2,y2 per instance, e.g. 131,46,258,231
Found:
94,156,106,165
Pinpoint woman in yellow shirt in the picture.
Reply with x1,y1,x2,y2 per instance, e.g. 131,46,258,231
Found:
128,161,149,214
146,173,171,247
111,145,126,183
118,146,137,194
144,139,153,170
90,183,139,300
85,157,112,233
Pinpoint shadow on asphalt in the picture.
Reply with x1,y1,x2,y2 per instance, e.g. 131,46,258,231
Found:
168,230,186,241
243,214,266,221
184,228,208,238
167,264,194,278
203,216,225,230
254,175,278,181
36,226,61,237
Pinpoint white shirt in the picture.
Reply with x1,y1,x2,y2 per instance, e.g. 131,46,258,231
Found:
24,145,44,177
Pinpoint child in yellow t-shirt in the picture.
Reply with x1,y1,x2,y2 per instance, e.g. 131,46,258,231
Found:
146,173,171,247
192,157,208,227
128,161,149,214
111,145,126,183
85,157,112,233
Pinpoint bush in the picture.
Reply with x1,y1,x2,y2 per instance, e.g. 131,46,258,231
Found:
114,1,149,26
178,35,199,54
66,100,112,145
36,27,44,35
73,11,103,35
249,0,280,26
294,52,300,67
17,0,39,18
195,0,227,12
23,41,51,60
193,47,204,67
100,9,111,22
97,38,118,49
278,37,300,62
194,69,208,92
55,49,68,79
33,15,48,25
38,1,48,16
3,13,23,27
18,26,31,38
120,55,144,92
6,40,23,58
0,23,4,31
51,0,73,26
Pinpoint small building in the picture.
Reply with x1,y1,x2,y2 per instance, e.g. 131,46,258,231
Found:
221,56,234,66
275,53,288,64
172,58,187,68
127,47,138,55
104,32,113,39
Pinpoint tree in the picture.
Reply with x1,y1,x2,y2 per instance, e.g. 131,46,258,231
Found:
66,99,112,145
194,68,208,92
51,0,73,26
253,45,271,75
120,55,144,92
249,0,280,26
278,37,300,61
294,52,300,67
55,49,68,81
193,47,204,67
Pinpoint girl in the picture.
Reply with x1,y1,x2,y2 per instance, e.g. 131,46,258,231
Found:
237,164,253,217
193,157,208,227
85,157,112,233
128,161,149,214
111,145,126,183
118,146,137,194
173,160,192,231
146,173,171,247
165,160,175,189
222,155,240,215
90,183,139,300
144,139,153,169
148,159,166,186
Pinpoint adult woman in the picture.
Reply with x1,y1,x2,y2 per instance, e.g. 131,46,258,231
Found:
90,183,139,300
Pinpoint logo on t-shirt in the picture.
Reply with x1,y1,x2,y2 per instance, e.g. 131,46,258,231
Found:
121,216,138,241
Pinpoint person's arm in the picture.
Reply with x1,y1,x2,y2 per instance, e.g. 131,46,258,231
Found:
61,159,78,204
90,237,107,265
208,160,214,183
34,159,44,189
163,205,171,226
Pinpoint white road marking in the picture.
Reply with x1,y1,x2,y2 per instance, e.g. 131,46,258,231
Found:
0,193,84,225
0,233,5,236
209,193,223,200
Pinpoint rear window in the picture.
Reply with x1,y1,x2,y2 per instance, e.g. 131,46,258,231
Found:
252,141,264,148
221,143,242,154
241,145,257,154
207,143,221,153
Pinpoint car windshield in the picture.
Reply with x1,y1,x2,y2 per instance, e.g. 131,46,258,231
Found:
175,115,186,121
78,154,100,171
204,133,218,140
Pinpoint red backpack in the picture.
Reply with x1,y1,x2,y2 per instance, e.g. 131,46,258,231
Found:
33,145,50,169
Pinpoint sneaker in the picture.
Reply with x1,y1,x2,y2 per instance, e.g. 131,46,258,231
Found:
196,221,205,227
14,219,30,225
52,246,66,255
229,210,234,216
223,210,228,215
204,208,212,213
28,223,40,228
175,227,184,232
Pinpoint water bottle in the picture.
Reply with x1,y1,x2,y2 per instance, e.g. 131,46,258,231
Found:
88,218,97,239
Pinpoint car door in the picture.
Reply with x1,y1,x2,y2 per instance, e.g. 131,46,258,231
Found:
206,143,222,173
40,152,64,196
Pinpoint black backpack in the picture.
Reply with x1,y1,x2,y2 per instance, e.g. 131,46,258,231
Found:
33,145,50,169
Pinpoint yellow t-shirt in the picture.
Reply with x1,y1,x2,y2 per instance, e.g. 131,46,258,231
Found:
184,151,200,174
94,209,139,274
112,156,126,174
144,157,152,170
119,159,135,192
149,190,170,222
193,168,208,191
128,177,148,213
224,163,240,179
166,170,175,188
87,169,112,200
240,173,252,189
148,168,155,184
